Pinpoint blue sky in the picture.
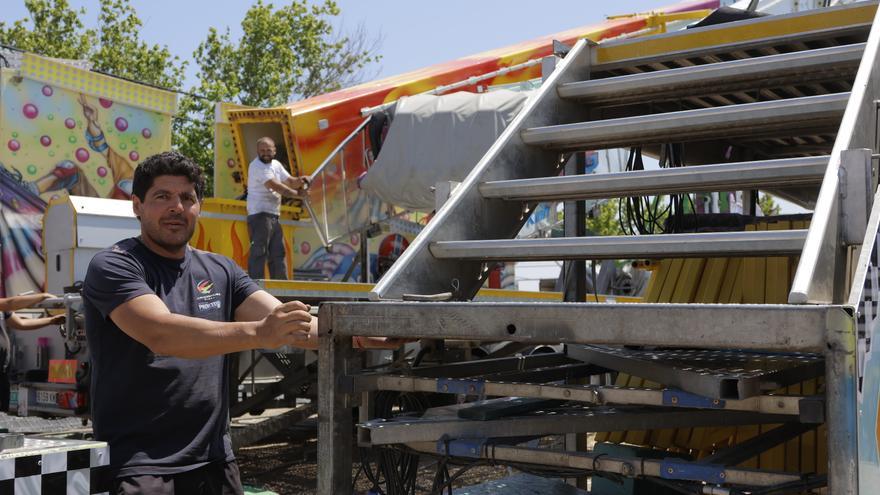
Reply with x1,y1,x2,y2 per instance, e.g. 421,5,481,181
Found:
6,0,667,89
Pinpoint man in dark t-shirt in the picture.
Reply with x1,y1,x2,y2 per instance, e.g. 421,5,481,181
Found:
82,152,314,494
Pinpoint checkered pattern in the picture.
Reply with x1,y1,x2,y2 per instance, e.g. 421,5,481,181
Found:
0,442,111,495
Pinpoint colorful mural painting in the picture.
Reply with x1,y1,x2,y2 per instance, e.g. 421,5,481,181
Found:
0,53,176,292
0,55,175,203
0,166,46,297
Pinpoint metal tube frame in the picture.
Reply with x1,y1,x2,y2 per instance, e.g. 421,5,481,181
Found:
318,302,857,492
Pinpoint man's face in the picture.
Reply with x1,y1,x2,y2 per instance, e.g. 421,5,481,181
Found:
132,175,200,257
257,141,276,164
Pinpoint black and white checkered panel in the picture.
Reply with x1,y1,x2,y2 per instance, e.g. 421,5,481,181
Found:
857,228,880,393
0,442,110,495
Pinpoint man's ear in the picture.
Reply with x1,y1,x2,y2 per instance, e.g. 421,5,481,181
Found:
132,196,143,220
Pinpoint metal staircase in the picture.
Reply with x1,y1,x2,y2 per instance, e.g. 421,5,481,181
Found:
318,3,880,493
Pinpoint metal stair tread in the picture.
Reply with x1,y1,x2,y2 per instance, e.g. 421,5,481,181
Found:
559,42,863,105
429,230,807,261
567,345,823,400
521,92,849,150
479,156,828,201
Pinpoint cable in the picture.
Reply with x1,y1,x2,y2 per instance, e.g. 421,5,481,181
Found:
360,391,431,495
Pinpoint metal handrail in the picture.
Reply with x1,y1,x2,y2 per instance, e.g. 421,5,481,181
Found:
304,117,372,246
789,5,880,304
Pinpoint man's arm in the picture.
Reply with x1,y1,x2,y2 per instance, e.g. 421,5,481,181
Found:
234,290,409,351
263,178,301,199
0,293,55,312
109,294,311,359
6,313,65,331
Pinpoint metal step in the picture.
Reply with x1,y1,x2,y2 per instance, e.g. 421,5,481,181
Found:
559,43,863,106
479,156,828,202
521,92,848,151
429,230,807,262
566,345,824,400
589,3,872,75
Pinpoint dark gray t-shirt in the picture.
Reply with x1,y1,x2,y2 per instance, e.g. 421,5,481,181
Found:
83,237,259,476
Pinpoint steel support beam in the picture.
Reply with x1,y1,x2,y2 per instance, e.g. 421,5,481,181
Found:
320,302,832,352
361,408,795,444
825,309,859,494
317,314,354,494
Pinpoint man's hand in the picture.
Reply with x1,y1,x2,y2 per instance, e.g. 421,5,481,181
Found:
255,300,312,348
48,314,66,325
286,176,310,191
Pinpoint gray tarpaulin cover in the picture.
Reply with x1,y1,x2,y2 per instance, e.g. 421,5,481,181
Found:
360,89,532,211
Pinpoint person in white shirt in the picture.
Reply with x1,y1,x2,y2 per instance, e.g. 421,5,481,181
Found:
246,137,308,280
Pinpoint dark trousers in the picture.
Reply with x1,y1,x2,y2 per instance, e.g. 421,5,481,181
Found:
115,461,243,495
246,212,287,280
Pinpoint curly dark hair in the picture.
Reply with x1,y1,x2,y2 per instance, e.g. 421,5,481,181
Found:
132,151,205,201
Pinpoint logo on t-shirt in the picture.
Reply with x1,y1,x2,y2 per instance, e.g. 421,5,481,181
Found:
196,279,215,295
196,279,222,312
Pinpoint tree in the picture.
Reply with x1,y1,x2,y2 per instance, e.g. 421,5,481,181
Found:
586,199,625,236
175,0,382,194
758,193,782,216
0,0,184,90
90,0,186,89
0,0,94,61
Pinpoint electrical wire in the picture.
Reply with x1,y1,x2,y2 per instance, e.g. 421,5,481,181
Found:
359,391,431,495
619,144,698,236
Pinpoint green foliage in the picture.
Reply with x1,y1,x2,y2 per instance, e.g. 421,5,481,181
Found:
0,0,184,89
0,0,94,60
586,199,625,236
758,193,782,216
176,0,381,194
91,0,186,89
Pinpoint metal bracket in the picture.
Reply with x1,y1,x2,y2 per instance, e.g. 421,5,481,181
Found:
839,148,873,245
660,459,727,484
436,437,486,458
552,40,573,57
662,389,725,409
437,378,485,396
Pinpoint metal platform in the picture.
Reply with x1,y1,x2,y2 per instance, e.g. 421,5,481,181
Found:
567,345,824,400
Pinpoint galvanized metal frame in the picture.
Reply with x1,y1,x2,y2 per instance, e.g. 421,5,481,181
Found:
318,301,855,492
790,5,880,305
370,40,595,301
319,302,834,351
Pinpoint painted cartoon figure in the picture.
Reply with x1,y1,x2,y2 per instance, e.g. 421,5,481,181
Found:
28,94,135,199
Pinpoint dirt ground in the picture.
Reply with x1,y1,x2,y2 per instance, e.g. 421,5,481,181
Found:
235,427,508,494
